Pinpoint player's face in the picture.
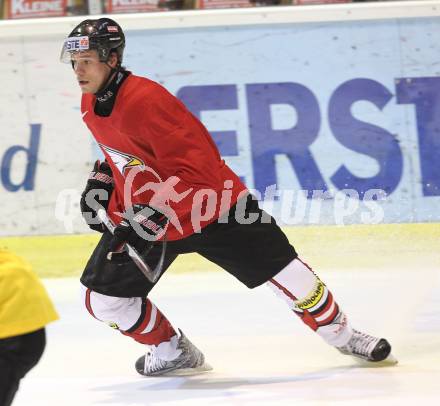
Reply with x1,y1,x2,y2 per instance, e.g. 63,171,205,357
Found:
71,50,112,94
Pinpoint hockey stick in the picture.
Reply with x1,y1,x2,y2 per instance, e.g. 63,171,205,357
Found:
97,209,166,283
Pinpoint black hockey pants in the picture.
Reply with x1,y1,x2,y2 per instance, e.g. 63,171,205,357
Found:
0,328,46,406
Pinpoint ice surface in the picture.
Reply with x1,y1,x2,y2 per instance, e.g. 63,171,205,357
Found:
13,268,440,405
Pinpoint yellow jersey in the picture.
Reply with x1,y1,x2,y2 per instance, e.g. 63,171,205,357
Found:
0,250,59,339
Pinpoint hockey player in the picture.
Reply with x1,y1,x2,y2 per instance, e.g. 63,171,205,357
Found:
60,18,396,377
0,250,59,405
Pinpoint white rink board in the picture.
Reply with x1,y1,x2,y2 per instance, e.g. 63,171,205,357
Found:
1,2,440,236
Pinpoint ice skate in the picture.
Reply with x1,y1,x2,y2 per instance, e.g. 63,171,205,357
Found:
135,330,212,376
337,329,398,365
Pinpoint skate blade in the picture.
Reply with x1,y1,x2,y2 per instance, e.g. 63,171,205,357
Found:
353,353,398,367
160,362,213,377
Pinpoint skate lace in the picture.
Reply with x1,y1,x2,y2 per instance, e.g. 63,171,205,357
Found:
348,331,377,357
145,351,168,374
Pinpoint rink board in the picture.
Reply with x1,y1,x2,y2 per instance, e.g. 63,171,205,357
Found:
1,222,438,278
1,3,440,236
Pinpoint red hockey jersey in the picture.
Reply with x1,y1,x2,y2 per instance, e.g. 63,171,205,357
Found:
81,74,247,240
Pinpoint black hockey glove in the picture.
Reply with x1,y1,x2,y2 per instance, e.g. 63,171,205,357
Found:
107,204,168,259
80,160,114,232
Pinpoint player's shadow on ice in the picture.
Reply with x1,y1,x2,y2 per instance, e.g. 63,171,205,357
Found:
92,365,363,404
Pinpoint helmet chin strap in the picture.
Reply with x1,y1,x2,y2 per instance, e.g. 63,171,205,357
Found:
95,61,121,94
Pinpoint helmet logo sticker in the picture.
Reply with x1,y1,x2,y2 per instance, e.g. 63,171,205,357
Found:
79,37,89,48
107,26,119,32
64,36,90,52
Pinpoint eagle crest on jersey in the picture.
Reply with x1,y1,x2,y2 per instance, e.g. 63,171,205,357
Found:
99,144,144,175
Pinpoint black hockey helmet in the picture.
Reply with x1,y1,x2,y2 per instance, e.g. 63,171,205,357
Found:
60,18,125,65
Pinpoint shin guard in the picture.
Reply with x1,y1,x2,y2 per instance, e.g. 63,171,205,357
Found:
267,258,352,347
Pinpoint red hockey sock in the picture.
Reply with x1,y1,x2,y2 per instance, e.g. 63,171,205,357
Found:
120,298,177,346
267,258,352,347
